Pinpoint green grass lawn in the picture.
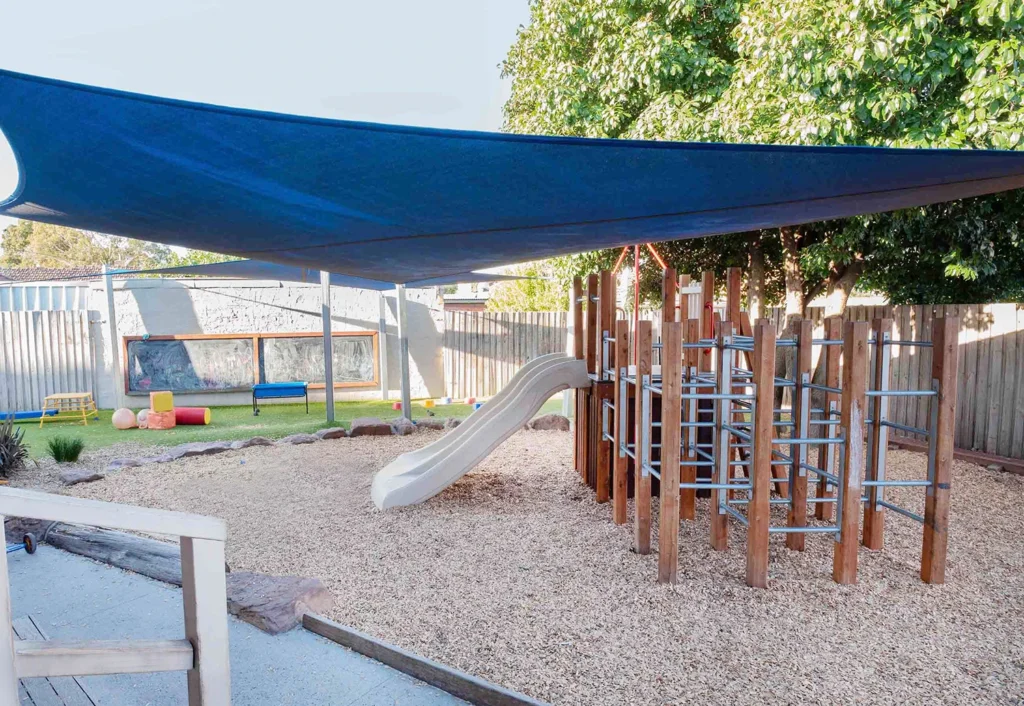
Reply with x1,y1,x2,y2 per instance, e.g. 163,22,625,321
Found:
16,397,566,459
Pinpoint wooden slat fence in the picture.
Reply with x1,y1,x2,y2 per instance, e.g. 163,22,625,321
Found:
443,311,567,399
762,303,1024,460
0,311,96,413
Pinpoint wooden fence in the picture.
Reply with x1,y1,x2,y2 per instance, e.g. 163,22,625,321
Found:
443,311,567,399
0,311,96,412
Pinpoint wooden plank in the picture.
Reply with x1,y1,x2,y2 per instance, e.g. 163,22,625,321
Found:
959,305,980,449
922,315,959,584
600,270,616,378
13,617,97,706
815,316,842,521
726,267,742,327
973,305,992,450
304,614,547,706
633,320,653,555
15,640,193,679
1014,307,1024,459
0,514,20,706
863,318,892,550
699,271,715,372
658,322,682,583
662,267,678,323
747,320,776,588
710,321,734,552
990,304,1014,455
585,274,599,376
0,488,226,542
786,319,812,551
612,320,630,525
833,320,868,585
180,537,231,706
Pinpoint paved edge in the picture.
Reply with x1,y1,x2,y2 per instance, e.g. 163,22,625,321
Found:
302,614,549,706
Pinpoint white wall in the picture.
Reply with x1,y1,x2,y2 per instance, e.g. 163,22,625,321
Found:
87,278,445,409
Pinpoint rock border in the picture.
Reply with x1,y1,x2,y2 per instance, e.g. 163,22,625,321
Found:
104,415,571,474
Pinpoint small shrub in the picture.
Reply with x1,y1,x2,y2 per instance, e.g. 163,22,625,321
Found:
0,415,28,478
47,435,86,464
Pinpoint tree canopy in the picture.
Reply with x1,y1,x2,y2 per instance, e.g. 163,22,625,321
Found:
503,0,1024,311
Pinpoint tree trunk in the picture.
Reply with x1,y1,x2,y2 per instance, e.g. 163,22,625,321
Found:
780,227,805,325
823,262,863,317
748,234,765,321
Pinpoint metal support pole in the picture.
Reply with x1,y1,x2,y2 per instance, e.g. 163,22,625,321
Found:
102,264,123,410
320,271,335,423
395,285,412,420
378,292,389,401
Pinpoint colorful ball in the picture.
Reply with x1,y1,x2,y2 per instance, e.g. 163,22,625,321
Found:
112,408,137,430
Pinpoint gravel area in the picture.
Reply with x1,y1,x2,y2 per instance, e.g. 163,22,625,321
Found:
65,432,1024,705
9,441,167,492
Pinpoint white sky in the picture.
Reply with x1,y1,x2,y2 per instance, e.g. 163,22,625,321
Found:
0,0,532,232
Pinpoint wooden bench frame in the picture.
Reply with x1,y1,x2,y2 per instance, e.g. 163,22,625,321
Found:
0,487,231,705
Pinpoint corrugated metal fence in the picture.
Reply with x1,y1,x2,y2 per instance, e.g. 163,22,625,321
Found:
0,284,91,312
443,311,567,399
0,311,96,412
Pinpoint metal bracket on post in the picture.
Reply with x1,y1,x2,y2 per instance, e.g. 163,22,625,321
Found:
618,367,628,458
640,374,651,478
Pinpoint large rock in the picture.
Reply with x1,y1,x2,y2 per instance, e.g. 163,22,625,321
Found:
230,436,275,450
226,572,334,634
414,419,446,431
276,433,319,446
154,441,234,463
390,417,417,436
349,417,393,437
528,413,571,432
106,458,143,472
315,427,349,440
59,466,103,486
444,417,462,430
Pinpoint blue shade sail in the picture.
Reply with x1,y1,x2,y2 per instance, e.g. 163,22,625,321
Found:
2,69,1023,283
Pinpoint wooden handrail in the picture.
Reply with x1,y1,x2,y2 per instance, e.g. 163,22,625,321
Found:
0,487,226,541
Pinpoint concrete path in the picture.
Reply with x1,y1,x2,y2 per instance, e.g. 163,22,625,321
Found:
9,546,468,706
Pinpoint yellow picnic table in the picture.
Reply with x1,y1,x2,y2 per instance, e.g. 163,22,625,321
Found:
39,392,99,427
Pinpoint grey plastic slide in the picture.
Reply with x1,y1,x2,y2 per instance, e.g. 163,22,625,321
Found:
371,353,590,509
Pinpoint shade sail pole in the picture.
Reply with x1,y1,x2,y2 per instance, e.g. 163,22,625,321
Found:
102,264,123,410
379,292,390,401
320,271,335,423
396,284,412,420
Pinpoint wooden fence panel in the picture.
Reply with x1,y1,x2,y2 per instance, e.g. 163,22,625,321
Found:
443,311,567,399
0,311,95,412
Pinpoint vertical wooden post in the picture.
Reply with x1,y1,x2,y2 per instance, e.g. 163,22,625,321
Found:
662,267,678,323
181,537,232,706
0,514,18,706
612,319,630,525
634,320,653,555
585,274,599,376
726,267,742,328
658,322,683,583
922,315,959,584
787,319,813,550
600,270,616,377
699,271,715,372
680,274,691,319
833,320,868,585
815,316,842,521
680,319,699,521
595,270,615,503
572,277,584,361
711,321,733,551
864,318,892,550
747,321,776,588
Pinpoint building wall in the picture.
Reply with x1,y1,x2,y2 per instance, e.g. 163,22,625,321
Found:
87,278,444,409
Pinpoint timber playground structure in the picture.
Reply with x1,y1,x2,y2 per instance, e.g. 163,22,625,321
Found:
571,266,959,588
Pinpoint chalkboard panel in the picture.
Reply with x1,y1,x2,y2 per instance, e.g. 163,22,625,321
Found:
126,338,255,393
262,335,376,385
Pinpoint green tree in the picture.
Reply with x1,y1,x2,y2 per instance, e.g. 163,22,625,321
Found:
486,261,569,311
163,249,241,268
503,0,1024,314
0,220,170,270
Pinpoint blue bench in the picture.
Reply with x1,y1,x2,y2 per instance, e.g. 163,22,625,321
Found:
252,382,308,416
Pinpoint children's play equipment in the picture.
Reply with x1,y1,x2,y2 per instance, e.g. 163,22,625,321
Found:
38,392,99,427
572,263,960,588
371,353,590,509
1,410,57,422
6,533,36,555
252,382,309,416
111,407,137,430
175,407,212,425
